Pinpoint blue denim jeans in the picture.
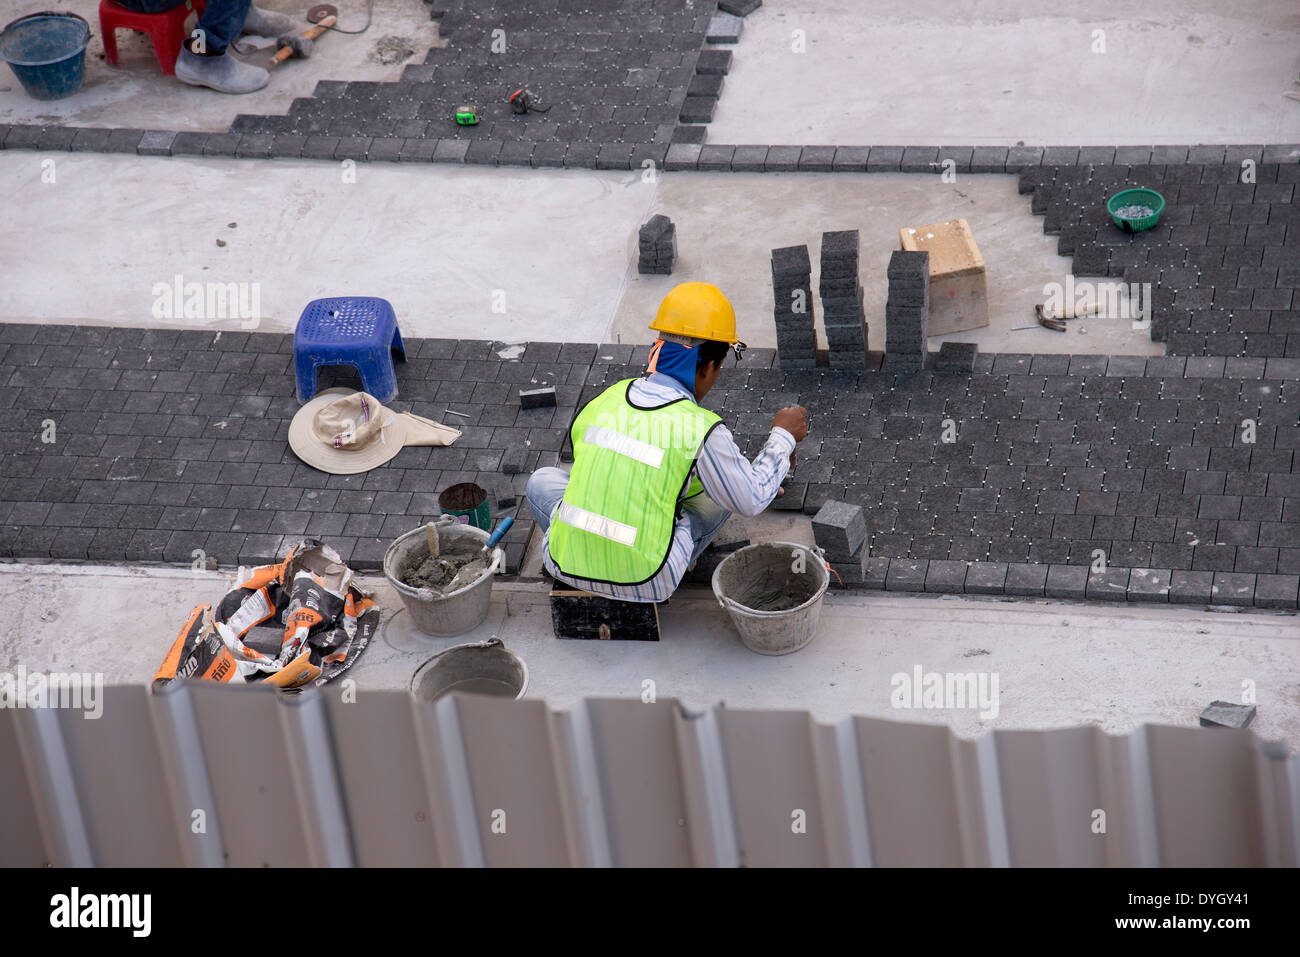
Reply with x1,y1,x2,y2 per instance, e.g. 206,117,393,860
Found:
525,466,731,566
114,0,250,56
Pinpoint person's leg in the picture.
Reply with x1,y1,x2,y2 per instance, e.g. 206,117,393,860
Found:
241,4,293,37
190,0,252,55
681,493,731,564
175,0,268,92
525,467,570,532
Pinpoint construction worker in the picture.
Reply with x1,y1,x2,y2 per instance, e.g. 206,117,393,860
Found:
525,282,807,603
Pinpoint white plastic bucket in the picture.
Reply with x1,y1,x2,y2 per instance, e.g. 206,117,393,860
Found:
383,520,504,637
712,541,828,656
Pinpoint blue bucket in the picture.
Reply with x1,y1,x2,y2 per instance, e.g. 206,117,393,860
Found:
0,12,90,100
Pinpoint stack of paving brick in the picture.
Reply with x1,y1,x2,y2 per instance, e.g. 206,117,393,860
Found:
819,229,868,369
812,500,870,583
637,215,676,275
771,244,816,371
885,249,929,373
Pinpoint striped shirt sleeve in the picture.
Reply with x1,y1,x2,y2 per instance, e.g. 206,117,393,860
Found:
695,422,795,517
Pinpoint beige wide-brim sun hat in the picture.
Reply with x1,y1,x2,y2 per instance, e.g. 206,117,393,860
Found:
288,388,461,474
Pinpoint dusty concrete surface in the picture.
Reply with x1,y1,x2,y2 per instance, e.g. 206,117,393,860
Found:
2,154,657,340
708,0,1300,146
1,561,1295,747
3,152,1156,355
0,0,440,132
613,172,1162,355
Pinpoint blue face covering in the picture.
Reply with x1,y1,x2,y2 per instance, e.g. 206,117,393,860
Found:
647,339,701,396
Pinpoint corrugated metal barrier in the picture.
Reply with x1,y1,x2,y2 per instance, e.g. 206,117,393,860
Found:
1,683,1296,867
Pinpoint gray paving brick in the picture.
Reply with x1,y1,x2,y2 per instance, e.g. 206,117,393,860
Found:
1045,564,1087,599
865,146,905,171
665,143,702,171
1253,573,1299,609
137,130,178,156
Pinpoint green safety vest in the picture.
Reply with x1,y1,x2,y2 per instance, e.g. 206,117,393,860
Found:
549,379,722,586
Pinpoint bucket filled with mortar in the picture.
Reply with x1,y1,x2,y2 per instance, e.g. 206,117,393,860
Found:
384,518,505,637
410,637,528,702
712,542,828,656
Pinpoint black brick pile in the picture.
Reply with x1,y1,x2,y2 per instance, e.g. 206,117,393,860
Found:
819,230,867,370
771,244,815,371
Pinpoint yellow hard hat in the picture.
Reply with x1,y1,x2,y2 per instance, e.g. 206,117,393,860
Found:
649,282,739,344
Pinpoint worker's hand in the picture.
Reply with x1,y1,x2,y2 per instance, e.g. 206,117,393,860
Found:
772,405,808,442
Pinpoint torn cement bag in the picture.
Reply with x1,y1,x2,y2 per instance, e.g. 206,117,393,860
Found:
153,540,378,692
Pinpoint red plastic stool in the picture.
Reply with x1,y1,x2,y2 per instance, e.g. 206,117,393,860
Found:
99,0,206,76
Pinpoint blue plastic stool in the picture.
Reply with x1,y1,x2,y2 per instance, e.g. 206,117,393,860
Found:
294,297,406,403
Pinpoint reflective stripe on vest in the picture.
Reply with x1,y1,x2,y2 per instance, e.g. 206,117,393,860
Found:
547,379,722,586
582,425,664,470
555,500,638,548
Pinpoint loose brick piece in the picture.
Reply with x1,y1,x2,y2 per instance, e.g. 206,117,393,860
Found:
637,214,677,274
812,500,867,560
719,0,761,15
519,386,556,409
769,482,806,511
696,49,733,75
705,12,743,43
500,444,530,475
1198,700,1257,729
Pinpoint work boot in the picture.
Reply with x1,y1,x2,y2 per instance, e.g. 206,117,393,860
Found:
175,46,270,94
241,5,294,37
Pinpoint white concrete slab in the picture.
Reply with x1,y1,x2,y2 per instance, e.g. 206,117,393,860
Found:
4,154,1158,356
2,561,1295,748
0,0,440,133
3,154,657,340
707,0,1300,146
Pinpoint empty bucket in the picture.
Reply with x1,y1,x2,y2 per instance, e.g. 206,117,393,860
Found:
712,541,828,655
0,12,90,100
410,637,528,702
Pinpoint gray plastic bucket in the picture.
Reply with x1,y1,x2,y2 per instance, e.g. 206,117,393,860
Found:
712,541,828,656
383,519,504,637
409,637,528,702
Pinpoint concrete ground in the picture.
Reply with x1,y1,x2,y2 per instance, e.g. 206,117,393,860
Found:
2,560,1295,747
708,0,1300,146
3,153,1157,355
1,1,1295,751
0,0,440,133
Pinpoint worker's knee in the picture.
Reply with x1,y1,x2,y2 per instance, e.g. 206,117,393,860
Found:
525,467,569,528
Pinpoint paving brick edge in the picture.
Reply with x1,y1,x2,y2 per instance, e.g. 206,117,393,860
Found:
821,558,1298,610
1,129,1297,171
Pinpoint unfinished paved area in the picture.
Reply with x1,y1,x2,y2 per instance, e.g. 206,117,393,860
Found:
0,0,441,133
1,153,1155,355
0,0,1296,751
3,561,1295,747
708,0,1300,146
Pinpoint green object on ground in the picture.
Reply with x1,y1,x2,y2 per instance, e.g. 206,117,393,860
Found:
1107,188,1166,232
439,481,491,530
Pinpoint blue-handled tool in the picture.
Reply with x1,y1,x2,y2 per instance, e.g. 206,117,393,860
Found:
483,516,513,553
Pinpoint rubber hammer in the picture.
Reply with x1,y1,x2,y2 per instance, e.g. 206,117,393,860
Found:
270,14,335,67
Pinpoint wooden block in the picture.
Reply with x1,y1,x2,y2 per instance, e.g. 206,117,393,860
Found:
898,218,989,336
549,589,661,641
